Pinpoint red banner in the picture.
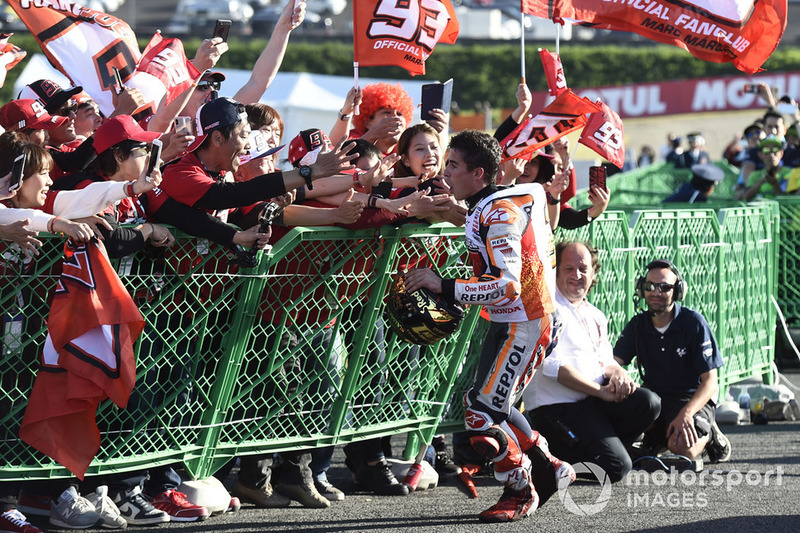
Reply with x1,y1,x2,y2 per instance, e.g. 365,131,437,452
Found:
524,0,787,74
579,101,625,168
530,71,800,119
353,0,459,76
137,33,201,108
20,240,143,479
499,90,601,161
7,0,141,115
0,33,26,88
539,48,568,97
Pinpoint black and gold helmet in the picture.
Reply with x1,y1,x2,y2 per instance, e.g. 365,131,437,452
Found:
386,274,466,345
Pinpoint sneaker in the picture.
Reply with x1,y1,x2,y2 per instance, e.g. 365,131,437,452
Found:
111,486,169,526
226,496,241,513
274,481,330,508
706,421,732,463
0,509,43,533
16,491,50,518
314,479,345,502
147,490,209,522
231,482,291,508
355,460,410,496
434,448,461,478
478,485,540,523
84,486,127,530
49,487,102,530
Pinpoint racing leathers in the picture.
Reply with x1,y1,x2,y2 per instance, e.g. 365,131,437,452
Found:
441,183,571,499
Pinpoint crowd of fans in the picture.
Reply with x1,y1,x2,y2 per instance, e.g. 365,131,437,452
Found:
635,81,800,204
2,0,781,529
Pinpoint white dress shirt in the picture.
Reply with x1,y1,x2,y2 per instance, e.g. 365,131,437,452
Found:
524,287,620,410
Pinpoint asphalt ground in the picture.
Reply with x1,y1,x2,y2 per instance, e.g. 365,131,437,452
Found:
29,420,800,533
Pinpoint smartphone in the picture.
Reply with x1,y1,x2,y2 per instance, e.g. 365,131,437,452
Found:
174,116,192,135
589,165,607,190
146,138,162,181
213,20,232,42
9,153,25,193
112,67,123,95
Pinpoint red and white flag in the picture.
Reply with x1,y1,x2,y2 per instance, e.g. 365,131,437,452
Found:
499,90,601,162
353,0,460,76
579,101,625,168
135,32,201,110
7,0,141,115
522,0,786,74
20,240,144,479
539,49,568,97
0,33,26,88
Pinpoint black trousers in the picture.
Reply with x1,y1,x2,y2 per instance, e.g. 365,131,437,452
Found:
527,387,661,483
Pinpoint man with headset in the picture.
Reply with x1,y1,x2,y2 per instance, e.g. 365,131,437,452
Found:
613,259,732,464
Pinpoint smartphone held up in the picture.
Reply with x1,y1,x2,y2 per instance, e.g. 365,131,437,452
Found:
589,165,607,191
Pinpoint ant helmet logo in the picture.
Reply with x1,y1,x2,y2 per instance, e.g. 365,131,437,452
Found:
557,462,613,516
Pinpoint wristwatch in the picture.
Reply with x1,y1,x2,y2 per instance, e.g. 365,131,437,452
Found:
299,165,313,190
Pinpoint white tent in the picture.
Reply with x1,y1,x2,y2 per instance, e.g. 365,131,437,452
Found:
15,55,433,145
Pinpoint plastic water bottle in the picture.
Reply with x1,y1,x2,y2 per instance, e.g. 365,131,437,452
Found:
738,389,751,409
738,388,751,424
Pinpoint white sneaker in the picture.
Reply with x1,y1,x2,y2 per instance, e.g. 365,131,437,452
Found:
110,486,169,526
85,486,127,529
49,486,101,530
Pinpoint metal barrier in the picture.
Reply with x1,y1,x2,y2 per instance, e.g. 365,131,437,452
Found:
1,202,778,480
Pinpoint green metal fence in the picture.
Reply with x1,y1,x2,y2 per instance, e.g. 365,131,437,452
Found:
1,201,779,480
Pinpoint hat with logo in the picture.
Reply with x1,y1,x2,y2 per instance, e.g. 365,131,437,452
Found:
186,97,248,152
288,129,333,167
238,130,285,164
71,91,96,108
0,99,69,131
18,79,83,114
759,134,786,150
93,114,161,155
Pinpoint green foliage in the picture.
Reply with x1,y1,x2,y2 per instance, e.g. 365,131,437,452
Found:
2,32,798,111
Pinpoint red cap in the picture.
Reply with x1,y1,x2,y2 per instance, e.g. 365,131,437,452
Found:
93,115,161,154
0,99,69,131
288,129,332,167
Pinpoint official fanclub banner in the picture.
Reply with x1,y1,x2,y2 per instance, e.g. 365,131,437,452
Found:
530,71,800,119
524,0,787,74
354,0,459,76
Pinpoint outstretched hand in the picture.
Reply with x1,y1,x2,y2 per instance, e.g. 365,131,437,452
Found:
311,137,357,178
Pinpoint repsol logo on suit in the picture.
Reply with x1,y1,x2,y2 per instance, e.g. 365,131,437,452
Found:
492,343,526,409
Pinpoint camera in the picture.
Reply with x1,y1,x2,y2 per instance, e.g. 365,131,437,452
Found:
230,201,284,268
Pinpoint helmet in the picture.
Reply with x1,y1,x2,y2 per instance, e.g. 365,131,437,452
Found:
386,275,466,345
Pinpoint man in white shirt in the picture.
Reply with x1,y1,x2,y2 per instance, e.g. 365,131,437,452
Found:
524,240,660,482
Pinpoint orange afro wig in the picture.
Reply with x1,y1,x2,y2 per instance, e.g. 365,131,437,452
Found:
353,83,415,133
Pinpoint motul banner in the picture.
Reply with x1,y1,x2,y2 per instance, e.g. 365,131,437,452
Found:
353,0,459,76
530,71,800,119
524,0,787,74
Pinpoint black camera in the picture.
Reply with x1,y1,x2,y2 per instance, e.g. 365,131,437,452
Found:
230,201,284,268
